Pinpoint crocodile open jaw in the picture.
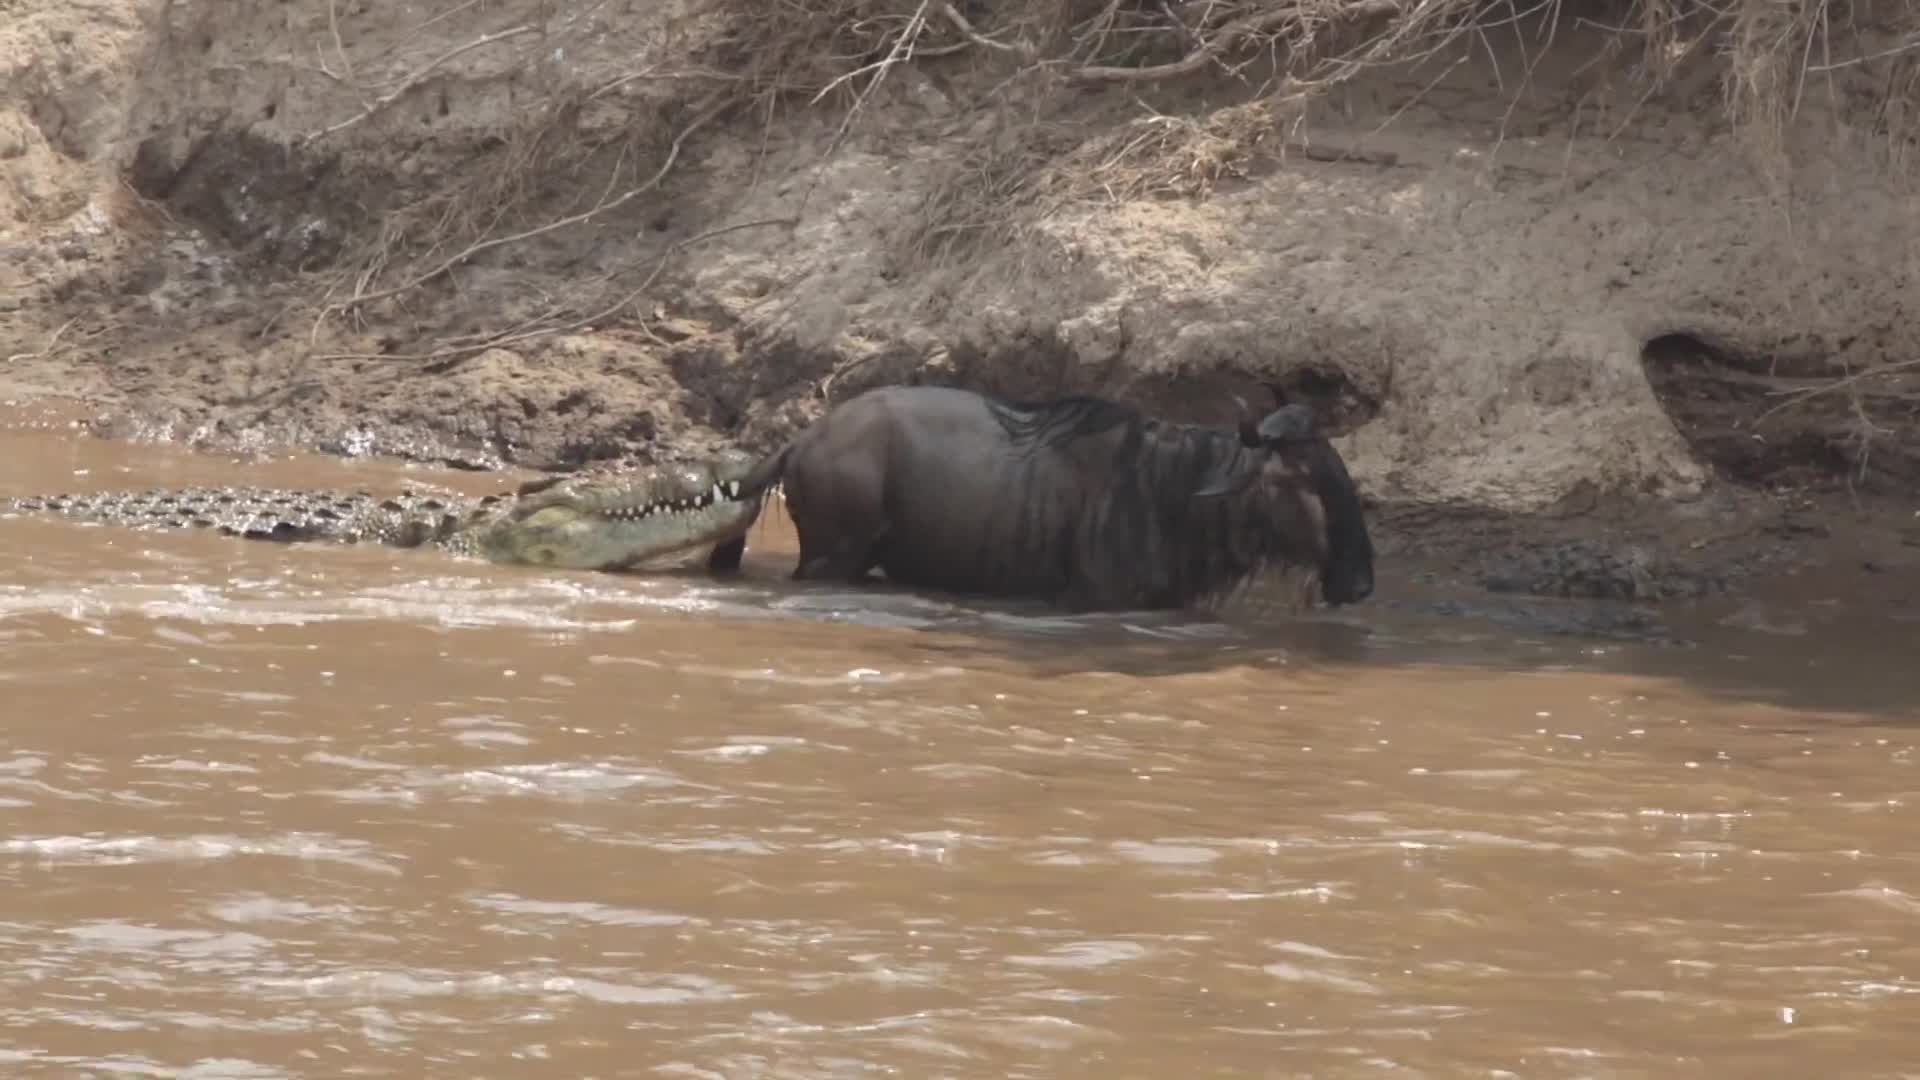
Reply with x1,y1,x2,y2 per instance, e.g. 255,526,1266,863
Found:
478,451,766,571
1,451,770,574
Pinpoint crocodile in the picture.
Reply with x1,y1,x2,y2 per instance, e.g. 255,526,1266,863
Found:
0,450,770,574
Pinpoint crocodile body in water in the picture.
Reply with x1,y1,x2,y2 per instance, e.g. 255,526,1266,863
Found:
1,451,769,574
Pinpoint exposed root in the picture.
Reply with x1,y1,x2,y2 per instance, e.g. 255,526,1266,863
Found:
1759,357,1920,493
298,24,540,148
1758,356,1920,424
4,318,80,364
902,120,1085,267
903,97,1399,266
710,0,1920,269
312,91,731,341
309,217,796,365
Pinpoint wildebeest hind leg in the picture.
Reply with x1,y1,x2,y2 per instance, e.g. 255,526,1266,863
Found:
706,536,747,575
793,535,883,582
786,481,888,584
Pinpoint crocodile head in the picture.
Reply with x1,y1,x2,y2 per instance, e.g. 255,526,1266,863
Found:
474,450,767,572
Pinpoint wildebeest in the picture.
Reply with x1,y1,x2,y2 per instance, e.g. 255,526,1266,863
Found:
738,383,1375,613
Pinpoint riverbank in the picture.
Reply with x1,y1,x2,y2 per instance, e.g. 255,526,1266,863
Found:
3,0,1915,616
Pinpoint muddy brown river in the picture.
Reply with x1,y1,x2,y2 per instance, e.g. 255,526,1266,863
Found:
1,405,1916,1078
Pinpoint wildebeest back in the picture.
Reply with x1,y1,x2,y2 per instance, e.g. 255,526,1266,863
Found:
832,385,1100,597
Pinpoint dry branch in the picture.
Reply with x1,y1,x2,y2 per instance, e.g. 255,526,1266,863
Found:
1070,6,1316,82
3,318,78,364
937,3,1036,59
309,217,796,364
317,92,731,333
299,24,539,147
1757,357,1920,425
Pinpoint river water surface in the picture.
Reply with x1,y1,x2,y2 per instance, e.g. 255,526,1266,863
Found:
1,405,1917,1078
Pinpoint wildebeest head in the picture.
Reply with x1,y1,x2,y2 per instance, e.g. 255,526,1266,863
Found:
1191,393,1376,606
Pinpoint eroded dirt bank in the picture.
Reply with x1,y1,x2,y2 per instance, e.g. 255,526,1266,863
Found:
1,0,1916,614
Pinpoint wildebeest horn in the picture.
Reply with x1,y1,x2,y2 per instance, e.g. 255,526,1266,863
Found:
1198,405,1322,494
1229,393,1261,448
1252,403,1319,446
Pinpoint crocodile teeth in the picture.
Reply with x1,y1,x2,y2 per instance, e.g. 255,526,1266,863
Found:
710,482,724,502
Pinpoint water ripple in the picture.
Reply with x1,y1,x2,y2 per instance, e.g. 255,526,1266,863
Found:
1,833,400,875
259,969,741,1006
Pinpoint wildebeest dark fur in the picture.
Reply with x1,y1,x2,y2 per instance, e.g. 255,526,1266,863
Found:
739,384,1375,612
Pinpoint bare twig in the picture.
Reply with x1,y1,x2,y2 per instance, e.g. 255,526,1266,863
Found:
4,318,77,363
115,177,182,231
1755,357,1920,425
810,0,932,108
788,1,935,222
1804,33,1920,72
938,2,1035,59
308,217,797,363
1069,1,1402,83
314,92,730,337
326,0,354,82
298,24,539,147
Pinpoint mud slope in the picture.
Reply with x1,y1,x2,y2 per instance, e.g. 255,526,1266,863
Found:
1,0,1916,604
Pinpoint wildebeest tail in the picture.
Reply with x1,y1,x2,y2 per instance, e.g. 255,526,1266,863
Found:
738,444,793,501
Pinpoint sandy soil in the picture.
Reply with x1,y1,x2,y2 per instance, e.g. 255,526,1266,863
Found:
1,0,1915,618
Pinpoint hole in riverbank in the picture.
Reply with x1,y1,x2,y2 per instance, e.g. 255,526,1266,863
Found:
128,130,363,270
1642,332,1920,493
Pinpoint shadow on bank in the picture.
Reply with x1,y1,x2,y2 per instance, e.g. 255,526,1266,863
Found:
742,567,1919,723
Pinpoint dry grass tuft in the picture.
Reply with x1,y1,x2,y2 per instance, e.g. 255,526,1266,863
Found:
902,100,1289,266
694,0,1918,267
698,0,1920,187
